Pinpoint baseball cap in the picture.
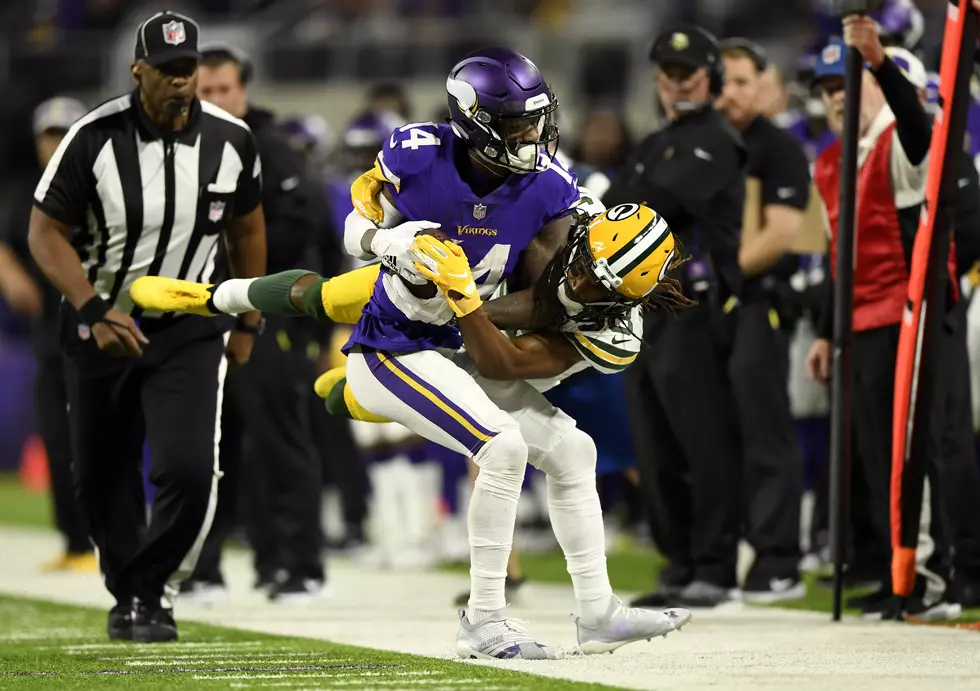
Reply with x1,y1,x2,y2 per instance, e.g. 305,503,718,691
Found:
813,40,846,83
885,46,927,91
134,11,202,67
650,25,720,72
33,97,87,135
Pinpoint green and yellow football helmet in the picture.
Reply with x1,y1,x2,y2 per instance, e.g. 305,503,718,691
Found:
578,202,676,301
554,202,679,326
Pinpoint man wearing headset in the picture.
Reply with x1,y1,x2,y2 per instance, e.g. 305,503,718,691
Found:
604,25,747,609
716,38,811,604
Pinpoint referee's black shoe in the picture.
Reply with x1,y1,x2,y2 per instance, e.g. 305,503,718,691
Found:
107,601,135,640
132,599,178,643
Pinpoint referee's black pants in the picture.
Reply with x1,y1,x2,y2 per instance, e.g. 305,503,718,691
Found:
728,300,804,584
187,378,243,585
34,345,91,555
61,315,226,607
625,299,742,588
236,316,324,582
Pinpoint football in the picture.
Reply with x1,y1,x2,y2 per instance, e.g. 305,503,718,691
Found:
403,228,450,299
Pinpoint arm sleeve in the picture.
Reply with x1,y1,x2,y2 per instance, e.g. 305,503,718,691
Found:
761,132,811,211
33,128,91,227
234,131,262,217
872,57,932,167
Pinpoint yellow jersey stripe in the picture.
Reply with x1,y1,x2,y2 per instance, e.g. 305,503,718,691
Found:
573,332,638,366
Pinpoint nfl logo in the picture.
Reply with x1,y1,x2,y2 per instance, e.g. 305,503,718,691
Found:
472,203,487,220
208,201,226,223
822,43,841,65
162,21,186,46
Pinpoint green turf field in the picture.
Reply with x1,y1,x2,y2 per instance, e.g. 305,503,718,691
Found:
0,475,52,530
0,596,624,690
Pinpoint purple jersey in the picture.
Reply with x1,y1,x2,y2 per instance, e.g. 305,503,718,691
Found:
345,122,579,354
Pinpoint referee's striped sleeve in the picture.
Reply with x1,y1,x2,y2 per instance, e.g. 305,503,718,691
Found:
33,124,92,227
234,129,262,217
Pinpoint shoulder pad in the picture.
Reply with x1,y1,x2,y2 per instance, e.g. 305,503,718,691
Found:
376,122,448,188
565,308,643,374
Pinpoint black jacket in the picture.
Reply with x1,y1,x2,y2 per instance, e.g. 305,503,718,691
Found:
242,106,338,275
603,106,748,297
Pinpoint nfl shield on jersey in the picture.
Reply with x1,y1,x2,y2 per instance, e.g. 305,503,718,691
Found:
345,121,581,354
208,201,225,223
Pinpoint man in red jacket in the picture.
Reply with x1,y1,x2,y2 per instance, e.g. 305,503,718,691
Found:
805,17,960,620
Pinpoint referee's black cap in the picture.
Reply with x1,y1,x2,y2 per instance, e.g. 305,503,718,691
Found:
134,11,202,67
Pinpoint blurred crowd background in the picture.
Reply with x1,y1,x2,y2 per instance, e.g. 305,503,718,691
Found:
1,0,977,605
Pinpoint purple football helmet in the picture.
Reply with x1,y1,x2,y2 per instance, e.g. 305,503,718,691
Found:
342,109,406,174
446,47,559,174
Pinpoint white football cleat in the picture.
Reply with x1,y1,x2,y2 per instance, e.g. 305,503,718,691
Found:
575,596,692,655
456,608,563,660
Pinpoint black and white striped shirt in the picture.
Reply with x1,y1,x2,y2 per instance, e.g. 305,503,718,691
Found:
34,89,261,317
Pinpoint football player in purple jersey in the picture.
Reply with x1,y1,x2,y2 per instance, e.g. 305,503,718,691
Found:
132,48,693,659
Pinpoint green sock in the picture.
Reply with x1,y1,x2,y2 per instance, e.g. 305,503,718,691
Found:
324,377,354,419
245,270,317,317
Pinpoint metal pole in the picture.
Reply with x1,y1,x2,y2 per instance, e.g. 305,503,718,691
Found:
828,39,863,623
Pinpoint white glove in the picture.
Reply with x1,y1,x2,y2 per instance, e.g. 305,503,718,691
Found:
370,220,442,286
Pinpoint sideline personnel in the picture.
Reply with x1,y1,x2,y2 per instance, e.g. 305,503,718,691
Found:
193,43,335,602
604,25,747,608
805,22,958,619
0,97,95,573
28,11,266,641
716,37,810,603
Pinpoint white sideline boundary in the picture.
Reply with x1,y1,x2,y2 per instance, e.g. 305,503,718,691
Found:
0,527,978,691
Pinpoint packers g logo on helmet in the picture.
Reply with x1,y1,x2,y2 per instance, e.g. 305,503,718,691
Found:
584,203,676,300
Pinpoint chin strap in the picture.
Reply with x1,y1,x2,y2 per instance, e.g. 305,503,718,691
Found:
557,282,585,316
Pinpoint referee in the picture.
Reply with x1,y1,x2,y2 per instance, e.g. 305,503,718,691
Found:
28,11,266,642
716,38,809,602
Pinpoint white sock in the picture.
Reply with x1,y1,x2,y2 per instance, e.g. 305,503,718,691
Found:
547,472,614,623
211,278,258,314
467,430,527,615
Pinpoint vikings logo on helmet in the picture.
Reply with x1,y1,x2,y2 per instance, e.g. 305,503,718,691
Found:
445,47,560,175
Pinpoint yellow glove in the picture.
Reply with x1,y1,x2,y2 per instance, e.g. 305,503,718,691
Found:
411,235,483,318
130,276,216,316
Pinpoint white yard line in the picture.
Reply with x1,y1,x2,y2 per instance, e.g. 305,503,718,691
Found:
1,527,978,691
